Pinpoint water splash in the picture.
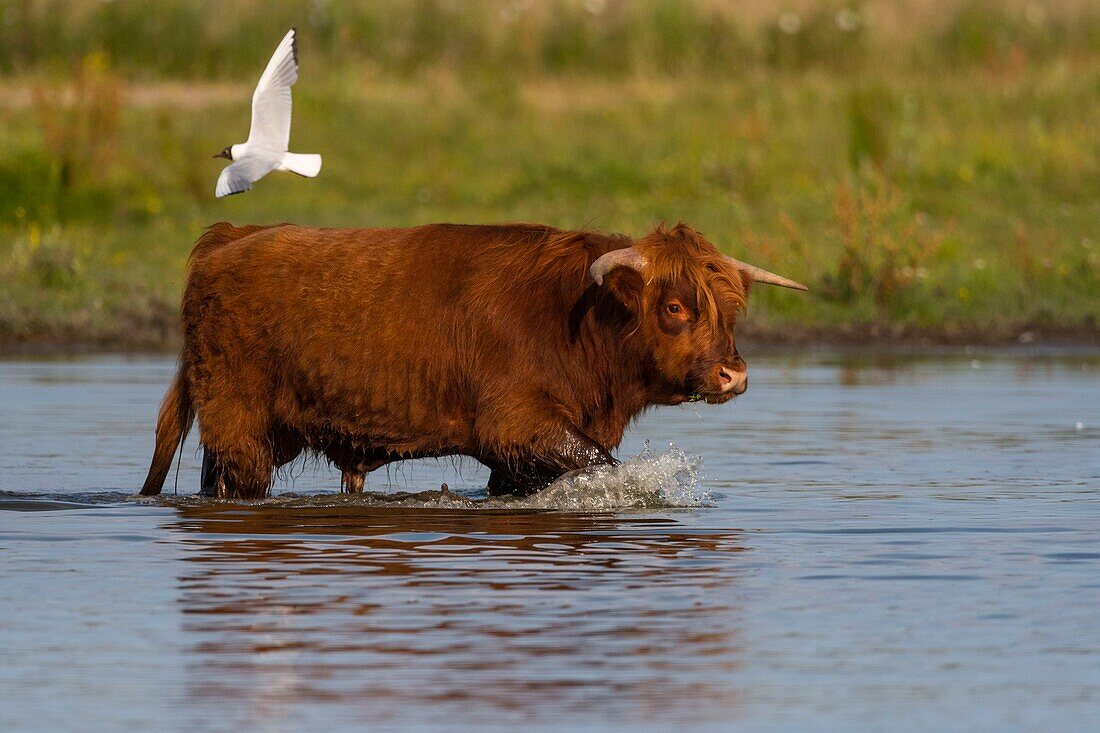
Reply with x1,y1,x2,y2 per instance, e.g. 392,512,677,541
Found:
0,447,710,513
522,444,709,510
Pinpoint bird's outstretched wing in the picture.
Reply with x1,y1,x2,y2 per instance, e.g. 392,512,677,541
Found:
215,156,280,198
246,28,298,151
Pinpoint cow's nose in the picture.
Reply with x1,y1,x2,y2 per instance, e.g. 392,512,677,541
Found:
718,365,747,395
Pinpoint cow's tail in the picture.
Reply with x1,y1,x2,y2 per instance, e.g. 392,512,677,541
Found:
140,366,194,496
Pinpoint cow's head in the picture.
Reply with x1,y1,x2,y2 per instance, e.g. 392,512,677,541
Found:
590,224,807,405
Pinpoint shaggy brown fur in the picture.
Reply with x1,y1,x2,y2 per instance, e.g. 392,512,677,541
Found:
141,221,756,499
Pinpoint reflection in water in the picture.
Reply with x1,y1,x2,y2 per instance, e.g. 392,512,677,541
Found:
169,505,747,728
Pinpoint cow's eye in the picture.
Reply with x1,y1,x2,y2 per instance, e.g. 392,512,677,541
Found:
666,303,682,315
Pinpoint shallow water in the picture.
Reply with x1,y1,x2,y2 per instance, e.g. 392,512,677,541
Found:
1,351,1098,732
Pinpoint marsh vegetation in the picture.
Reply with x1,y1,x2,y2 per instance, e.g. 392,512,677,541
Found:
1,0,1097,347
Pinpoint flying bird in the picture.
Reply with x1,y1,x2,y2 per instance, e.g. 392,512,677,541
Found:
213,28,322,198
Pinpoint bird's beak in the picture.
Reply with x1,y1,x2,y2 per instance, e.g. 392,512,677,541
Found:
213,150,231,160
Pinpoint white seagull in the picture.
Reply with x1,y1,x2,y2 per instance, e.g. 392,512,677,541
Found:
213,28,322,197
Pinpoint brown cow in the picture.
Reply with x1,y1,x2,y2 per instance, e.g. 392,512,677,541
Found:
140,221,806,499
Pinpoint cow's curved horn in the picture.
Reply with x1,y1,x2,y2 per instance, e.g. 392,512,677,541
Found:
723,255,808,291
590,247,647,285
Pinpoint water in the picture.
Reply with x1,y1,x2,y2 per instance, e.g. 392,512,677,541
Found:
1,351,1098,732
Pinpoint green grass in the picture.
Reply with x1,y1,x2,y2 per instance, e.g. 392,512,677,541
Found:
1,1,1098,348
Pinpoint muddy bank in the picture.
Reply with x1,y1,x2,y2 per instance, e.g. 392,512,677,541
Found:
2,321,1096,358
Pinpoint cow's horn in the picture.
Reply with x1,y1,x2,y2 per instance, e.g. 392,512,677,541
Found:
590,247,647,285
723,255,809,291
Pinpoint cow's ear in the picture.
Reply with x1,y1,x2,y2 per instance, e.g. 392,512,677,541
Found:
600,265,645,315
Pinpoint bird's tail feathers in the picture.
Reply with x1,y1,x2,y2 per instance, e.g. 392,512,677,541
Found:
280,153,322,178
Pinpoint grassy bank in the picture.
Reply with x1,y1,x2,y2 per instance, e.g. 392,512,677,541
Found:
1,1,1098,349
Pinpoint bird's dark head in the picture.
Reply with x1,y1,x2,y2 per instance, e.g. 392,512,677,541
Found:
213,146,233,161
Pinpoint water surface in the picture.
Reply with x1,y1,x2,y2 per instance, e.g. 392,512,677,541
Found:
1,351,1098,732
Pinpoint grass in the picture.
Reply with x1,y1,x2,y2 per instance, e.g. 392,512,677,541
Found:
1,0,1098,349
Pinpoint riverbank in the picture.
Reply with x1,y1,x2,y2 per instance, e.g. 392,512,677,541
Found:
3,323,1097,358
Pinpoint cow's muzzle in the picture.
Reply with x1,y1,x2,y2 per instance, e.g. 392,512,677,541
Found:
716,358,747,396
717,365,743,394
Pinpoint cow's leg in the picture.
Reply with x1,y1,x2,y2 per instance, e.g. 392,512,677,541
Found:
341,470,365,493
549,427,618,471
199,446,223,498
327,447,393,494
192,360,275,499
485,425,617,497
199,430,273,500
199,445,244,499
486,464,559,497
223,440,274,500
